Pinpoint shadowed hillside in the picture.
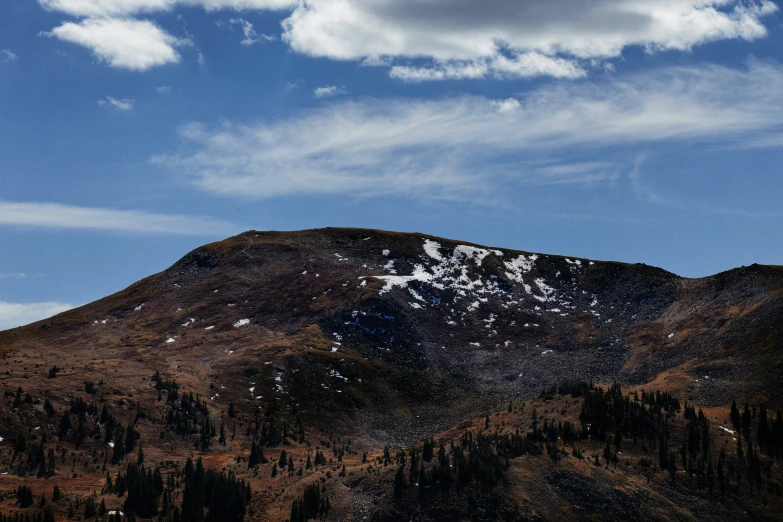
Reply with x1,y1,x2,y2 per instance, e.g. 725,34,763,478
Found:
0,228,781,521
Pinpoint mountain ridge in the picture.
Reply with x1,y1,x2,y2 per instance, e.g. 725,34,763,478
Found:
0,227,781,521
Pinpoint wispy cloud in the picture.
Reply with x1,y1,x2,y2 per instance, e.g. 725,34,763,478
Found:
389,52,586,82
0,301,74,331
99,96,134,110
0,273,46,280
0,201,240,235
313,85,345,98
629,153,773,218
629,154,665,205
1,49,17,63
156,62,783,200
228,18,275,45
39,0,296,18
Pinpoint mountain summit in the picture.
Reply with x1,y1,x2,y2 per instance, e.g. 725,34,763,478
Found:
1,228,782,520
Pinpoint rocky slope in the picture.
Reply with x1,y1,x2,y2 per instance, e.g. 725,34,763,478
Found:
0,228,781,521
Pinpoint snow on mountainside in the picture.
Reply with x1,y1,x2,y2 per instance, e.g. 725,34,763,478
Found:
1,228,781,443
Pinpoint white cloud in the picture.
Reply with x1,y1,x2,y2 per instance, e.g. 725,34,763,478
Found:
0,301,74,331
733,132,783,149
99,96,134,110
228,18,274,45
313,85,345,98
282,0,777,63
390,52,586,82
156,62,783,200
1,49,17,63
0,201,239,235
39,0,295,18
490,98,521,113
38,0,777,78
157,85,171,93
44,17,189,71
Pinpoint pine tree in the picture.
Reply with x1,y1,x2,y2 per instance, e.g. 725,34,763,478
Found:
16,485,34,508
423,438,434,462
394,466,407,501
84,497,97,518
742,403,752,442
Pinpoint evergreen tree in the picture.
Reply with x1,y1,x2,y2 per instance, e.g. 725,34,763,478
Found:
84,497,97,518
136,443,144,466
16,485,34,508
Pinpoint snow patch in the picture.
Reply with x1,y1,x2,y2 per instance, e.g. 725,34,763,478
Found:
454,245,497,266
504,254,538,282
422,239,443,261
533,278,555,302
234,319,250,328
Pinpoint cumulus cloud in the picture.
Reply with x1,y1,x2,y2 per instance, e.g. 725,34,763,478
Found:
0,201,239,235
43,18,189,71
155,62,783,200
1,49,17,63
99,96,134,110
0,301,74,331
313,85,345,98
37,0,777,78
282,0,777,61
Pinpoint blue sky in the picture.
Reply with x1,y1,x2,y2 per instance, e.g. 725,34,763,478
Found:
1,0,783,329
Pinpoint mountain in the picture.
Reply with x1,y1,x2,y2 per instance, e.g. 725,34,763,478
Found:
0,228,781,521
